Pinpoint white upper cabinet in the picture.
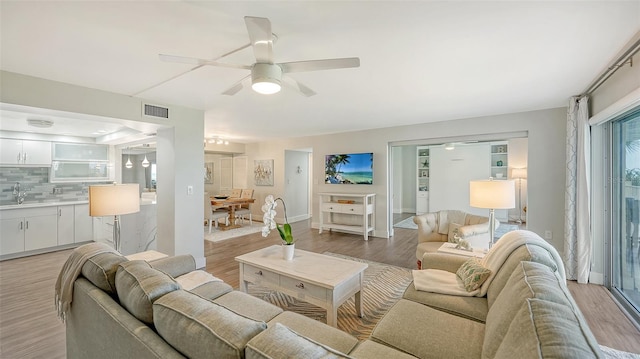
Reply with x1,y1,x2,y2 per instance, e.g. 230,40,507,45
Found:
52,143,109,161
0,139,51,166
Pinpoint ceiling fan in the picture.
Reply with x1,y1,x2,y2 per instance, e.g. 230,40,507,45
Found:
159,16,360,97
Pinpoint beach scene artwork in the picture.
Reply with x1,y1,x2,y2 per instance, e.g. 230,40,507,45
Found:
325,153,373,184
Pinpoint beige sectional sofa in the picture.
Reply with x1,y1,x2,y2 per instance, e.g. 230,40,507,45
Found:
65,249,405,358
65,230,603,358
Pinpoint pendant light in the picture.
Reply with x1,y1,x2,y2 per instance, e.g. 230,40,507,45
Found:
142,155,150,168
125,148,133,169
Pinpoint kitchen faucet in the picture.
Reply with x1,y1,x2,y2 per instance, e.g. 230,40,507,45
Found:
13,182,28,204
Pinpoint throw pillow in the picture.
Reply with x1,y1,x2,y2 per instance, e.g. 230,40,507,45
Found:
456,258,491,292
448,222,462,243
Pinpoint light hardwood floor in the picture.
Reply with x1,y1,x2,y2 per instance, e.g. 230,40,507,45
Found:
1,220,639,358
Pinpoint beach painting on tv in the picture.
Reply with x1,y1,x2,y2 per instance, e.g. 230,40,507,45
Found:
325,153,373,185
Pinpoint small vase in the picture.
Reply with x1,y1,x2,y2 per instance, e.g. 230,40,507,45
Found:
282,243,295,261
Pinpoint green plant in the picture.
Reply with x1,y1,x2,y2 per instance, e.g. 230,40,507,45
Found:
261,195,294,245
626,168,640,186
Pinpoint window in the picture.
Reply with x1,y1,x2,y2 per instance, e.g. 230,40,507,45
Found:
611,110,640,320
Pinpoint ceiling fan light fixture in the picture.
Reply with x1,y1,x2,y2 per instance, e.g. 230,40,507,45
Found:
251,63,282,95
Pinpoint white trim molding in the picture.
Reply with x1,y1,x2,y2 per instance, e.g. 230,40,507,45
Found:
589,86,640,126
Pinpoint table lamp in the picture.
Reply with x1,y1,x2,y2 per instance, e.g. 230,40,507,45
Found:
470,178,515,248
89,183,140,252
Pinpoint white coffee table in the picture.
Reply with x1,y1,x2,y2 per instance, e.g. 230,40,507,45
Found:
235,245,368,327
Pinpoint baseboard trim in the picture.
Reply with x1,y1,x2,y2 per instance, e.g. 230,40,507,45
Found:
589,271,604,285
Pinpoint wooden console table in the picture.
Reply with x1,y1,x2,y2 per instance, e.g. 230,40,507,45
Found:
318,192,376,240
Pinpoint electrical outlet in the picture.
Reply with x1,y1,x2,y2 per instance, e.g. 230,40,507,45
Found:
53,187,62,194
544,230,552,240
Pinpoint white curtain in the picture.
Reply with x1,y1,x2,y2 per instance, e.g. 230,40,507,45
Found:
564,96,591,283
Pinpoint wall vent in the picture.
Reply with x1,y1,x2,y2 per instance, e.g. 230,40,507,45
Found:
143,104,169,119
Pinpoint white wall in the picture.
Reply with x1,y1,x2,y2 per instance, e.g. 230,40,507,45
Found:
244,107,567,252
284,150,310,222
1,71,206,267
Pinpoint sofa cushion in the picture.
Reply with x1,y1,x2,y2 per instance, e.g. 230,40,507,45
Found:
349,340,418,359
213,291,283,323
149,254,196,278
268,311,359,354
153,290,267,359
189,280,233,300
456,258,491,291
246,323,352,359
494,298,603,359
486,244,558,308
115,260,180,325
484,261,563,358
371,299,484,359
81,252,128,295
402,282,488,322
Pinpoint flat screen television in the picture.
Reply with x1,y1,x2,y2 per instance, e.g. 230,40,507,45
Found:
325,152,373,184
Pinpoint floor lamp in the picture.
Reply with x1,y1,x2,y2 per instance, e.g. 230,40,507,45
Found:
89,184,140,252
470,179,515,249
511,168,527,224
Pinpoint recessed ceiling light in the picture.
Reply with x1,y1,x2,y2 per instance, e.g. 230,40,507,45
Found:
27,119,54,128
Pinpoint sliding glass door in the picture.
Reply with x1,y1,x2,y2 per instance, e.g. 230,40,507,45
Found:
612,110,640,318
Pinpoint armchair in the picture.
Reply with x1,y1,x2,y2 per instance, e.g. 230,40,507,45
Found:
413,210,498,269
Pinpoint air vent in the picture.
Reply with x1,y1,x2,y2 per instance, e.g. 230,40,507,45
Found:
143,104,169,119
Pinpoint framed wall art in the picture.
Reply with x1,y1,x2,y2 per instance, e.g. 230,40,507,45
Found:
254,159,274,186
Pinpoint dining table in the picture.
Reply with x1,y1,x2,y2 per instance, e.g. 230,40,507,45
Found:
210,197,256,230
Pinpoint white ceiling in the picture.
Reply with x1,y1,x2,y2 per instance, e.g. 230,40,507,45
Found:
1,1,639,143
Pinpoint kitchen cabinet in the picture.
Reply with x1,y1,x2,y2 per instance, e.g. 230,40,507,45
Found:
0,207,58,256
57,205,75,245
50,161,111,182
0,203,92,259
0,139,51,166
52,142,109,161
74,204,93,243
93,216,115,247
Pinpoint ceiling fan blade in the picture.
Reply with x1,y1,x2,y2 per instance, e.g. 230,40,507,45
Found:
282,76,316,97
279,57,360,73
221,74,251,96
159,54,251,70
159,54,206,65
244,16,273,63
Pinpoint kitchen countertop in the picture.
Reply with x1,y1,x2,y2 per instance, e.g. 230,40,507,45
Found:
1,199,156,210
0,201,89,210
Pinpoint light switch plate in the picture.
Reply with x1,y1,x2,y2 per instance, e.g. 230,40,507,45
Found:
187,186,193,195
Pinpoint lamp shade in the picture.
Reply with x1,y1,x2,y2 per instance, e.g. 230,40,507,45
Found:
89,184,140,216
470,179,515,209
511,168,527,179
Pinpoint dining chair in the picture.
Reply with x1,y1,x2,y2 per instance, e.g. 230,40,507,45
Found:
235,189,254,225
204,193,229,233
229,188,242,198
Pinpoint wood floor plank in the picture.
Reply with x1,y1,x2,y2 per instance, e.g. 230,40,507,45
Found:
1,220,638,358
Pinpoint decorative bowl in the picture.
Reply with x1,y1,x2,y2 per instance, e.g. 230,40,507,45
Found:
214,195,229,199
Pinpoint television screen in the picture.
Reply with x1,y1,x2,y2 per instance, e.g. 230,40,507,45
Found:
325,153,373,184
